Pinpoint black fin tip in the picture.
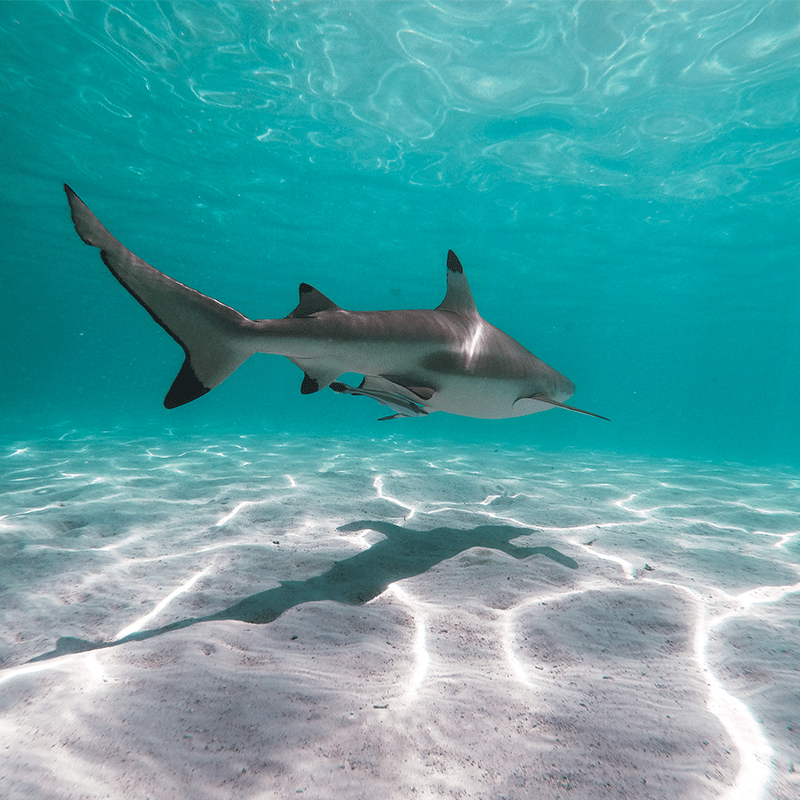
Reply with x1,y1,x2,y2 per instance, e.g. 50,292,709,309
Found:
447,250,463,274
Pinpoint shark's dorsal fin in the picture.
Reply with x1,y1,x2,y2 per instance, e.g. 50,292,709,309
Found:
288,283,340,319
436,250,477,315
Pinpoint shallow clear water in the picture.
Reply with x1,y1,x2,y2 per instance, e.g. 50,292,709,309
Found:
1,3,799,799
1,0,799,463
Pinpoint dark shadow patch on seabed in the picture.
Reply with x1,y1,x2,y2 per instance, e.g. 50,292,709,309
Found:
27,521,578,664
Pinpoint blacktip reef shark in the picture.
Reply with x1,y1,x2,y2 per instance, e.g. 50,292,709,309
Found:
64,185,607,422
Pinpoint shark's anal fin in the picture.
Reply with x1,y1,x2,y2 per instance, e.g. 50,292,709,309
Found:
515,393,609,421
287,282,344,396
296,363,343,394
301,374,320,394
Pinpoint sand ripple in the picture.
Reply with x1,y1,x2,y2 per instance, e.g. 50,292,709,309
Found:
1,432,798,799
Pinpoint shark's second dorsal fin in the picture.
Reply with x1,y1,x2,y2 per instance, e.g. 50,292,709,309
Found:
287,283,340,318
436,250,477,315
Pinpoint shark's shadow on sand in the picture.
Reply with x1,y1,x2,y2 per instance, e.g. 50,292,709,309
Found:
29,522,578,663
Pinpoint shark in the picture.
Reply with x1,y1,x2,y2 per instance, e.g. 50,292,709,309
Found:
64,184,607,422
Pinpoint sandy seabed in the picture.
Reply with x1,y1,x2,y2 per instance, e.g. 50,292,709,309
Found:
1,431,798,800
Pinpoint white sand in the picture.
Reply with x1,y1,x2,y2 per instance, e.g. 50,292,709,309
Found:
1,432,798,799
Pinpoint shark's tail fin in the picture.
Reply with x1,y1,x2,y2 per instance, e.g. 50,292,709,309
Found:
65,184,255,408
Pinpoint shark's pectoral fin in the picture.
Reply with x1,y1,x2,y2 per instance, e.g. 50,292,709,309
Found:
330,377,429,420
514,393,609,421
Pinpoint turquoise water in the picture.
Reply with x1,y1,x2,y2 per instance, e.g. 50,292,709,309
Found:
2,0,799,464
3,6,800,798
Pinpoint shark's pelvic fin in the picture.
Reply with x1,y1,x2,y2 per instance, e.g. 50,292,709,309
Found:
64,184,254,408
436,250,477,315
514,393,610,421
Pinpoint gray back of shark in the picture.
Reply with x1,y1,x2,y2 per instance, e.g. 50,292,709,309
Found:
64,184,607,422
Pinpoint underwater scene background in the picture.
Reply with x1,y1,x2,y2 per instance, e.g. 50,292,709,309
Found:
2,0,798,465
2,3,799,800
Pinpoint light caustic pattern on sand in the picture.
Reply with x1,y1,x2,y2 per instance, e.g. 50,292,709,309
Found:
370,455,799,800
1,433,798,800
